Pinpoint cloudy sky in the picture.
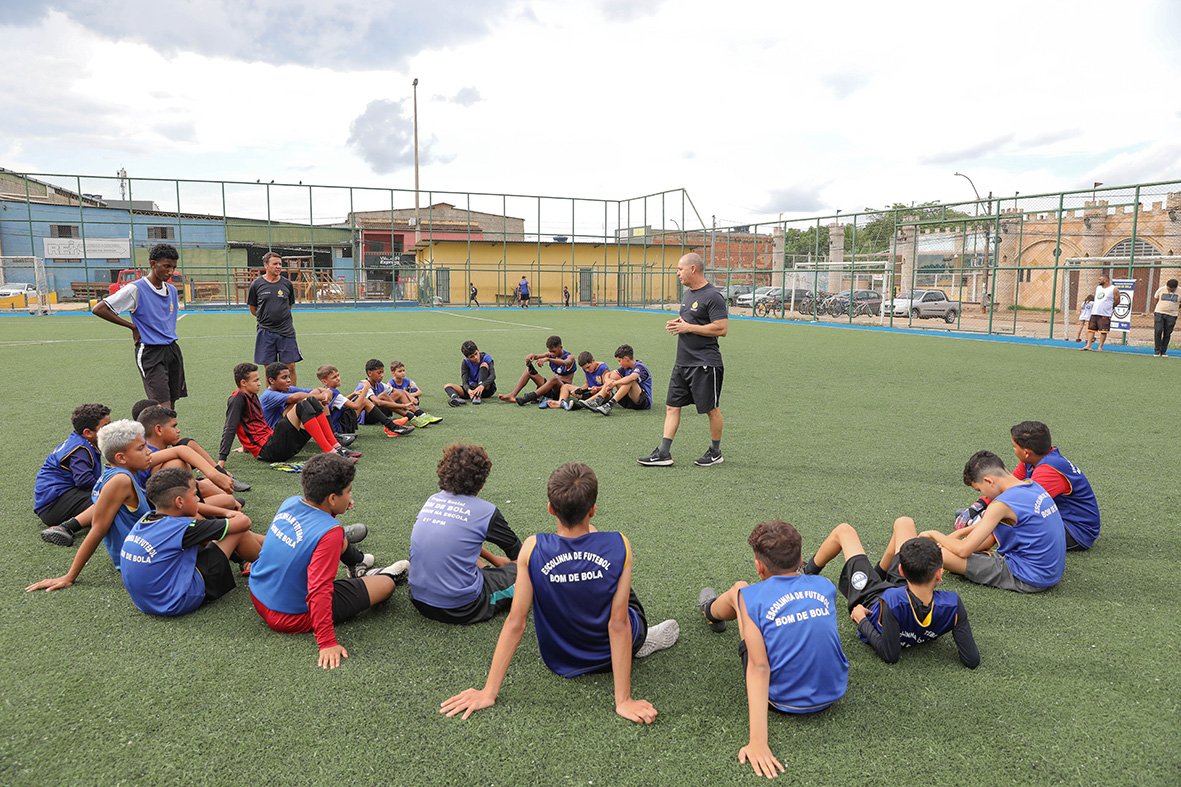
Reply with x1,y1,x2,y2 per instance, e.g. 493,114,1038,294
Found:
1,0,1178,231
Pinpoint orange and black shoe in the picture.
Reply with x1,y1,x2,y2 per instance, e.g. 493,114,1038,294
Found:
384,418,415,437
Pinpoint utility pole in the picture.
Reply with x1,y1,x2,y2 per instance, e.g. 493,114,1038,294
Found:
412,78,421,246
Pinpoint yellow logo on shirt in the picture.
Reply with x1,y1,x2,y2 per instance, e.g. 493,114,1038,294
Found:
692,301,699,310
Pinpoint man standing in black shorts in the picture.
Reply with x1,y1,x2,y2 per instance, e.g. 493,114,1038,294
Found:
93,244,187,410
639,252,728,467
248,252,303,384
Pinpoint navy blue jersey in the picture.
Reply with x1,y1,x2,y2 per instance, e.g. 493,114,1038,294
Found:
994,481,1066,588
463,353,493,387
615,360,652,401
547,351,573,376
33,432,101,513
249,496,341,614
92,466,150,571
120,514,226,616
740,574,849,713
389,376,418,393
528,531,642,678
1019,448,1100,549
585,362,609,388
861,586,960,647
409,492,498,608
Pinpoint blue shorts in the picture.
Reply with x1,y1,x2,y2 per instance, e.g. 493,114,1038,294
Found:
254,329,303,365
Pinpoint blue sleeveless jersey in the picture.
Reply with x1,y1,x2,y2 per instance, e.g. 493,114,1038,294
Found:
131,278,179,345
34,432,101,512
92,466,149,571
616,360,652,401
409,492,498,608
739,574,849,713
463,353,493,386
1020,448,1100,549
528,531,642,678
585,362,609,388
120,514,206,617
389,377,418,393
548,351,573,376
994,481,1066,588
249,496,340,614
133,443,162,488
861,586,959,647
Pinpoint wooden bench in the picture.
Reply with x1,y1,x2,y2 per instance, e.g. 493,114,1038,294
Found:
494,294,543,306
69,281,110,301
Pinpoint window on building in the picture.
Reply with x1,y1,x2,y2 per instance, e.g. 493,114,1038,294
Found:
50,225,80,238
147,226,176,240
1105,238,1160,258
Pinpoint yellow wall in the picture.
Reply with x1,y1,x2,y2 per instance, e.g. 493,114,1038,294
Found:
415,240,685,305
0,291,57,310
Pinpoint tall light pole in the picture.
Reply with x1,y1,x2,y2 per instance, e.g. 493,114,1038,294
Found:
412,78,421,246
954,172,992,313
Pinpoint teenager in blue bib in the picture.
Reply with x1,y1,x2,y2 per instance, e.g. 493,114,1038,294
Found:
923,450,1066,593
35,403,110,547
543,350,609,410
441,462,679,724
1010,421,1100,551
697,519,849,779
803,519,980,667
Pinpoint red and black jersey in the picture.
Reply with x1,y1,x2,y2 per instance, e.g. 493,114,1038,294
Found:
218,390,272,460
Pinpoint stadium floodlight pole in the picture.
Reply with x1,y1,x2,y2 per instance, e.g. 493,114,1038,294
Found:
413,78,421,246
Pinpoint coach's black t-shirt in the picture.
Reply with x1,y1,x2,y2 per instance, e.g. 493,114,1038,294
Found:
675,282,728,367
247,275,296,336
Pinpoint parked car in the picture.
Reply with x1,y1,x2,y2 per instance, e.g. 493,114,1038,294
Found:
0,282,38,298
717,284,753,305
736,286,777,307
883,289,960,323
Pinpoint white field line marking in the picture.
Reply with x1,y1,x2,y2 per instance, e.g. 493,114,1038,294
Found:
177,314,187,321
432,310,553,331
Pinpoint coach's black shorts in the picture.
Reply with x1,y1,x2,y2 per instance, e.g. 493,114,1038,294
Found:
666,365,723,414
195,545,237,602
838,554,903,613
258,417,311,462
411,564,518,625
135,342,188,404
35,486,93,527
254,328,303,365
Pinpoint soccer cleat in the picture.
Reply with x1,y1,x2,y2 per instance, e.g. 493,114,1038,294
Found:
347,553,376,578
698,587,727,632
422,412,443,425
368,559,410,586
335,433,357,447
342,523,369,544
635,619,680,658
559,398,572,411
40,524,75,547
269,462,303,473
471,395,482,404
384,423,414,437
591,400,614,416
637,449,674,467
408,414,430,428
693,449,724,467
516,391,538,406
448,395,467,407
333,445,362,459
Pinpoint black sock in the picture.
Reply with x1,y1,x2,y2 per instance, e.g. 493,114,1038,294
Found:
803,557,820,575
414,408,425,416
215,465,231,476
659,437,673,454
62,517,81,534
711,439,721,453
701,596,718,622
371,408,394,427
341,545,365,566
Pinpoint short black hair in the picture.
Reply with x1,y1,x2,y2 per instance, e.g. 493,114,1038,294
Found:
130,399,159,421
460,340,478,356
898,537,942,584
1011,421,1052,455
145,467,194,509
365,358,384,373
149,243,179,262
72,403,111,435
614,344,634,359
545,335,562,350
137,405,177,433
963,450,1007,486
301,452,356,504
233,362,257,386
576,350,594,366
1169,279,1178,289
747,520,802,573
262,251,282,264
547,462,598,525
265,361,287,383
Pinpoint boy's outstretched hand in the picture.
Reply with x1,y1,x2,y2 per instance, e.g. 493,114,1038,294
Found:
26,575,74,592
317,644,348,670
440,688,496,719
615,698,658,724
739,742,785,779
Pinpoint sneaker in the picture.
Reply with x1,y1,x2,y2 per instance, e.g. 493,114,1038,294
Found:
559,398,572,411
538,398,551,409
591,400,614,416
40,524,75,547
694,449,724,467
333,445,362,459
448,396,467,407
384,423,414,437
472,396,482,404
422,412,443,425
368,559,410,586
637,448,673,467
347,553,376,578
342,523,369,544
635,619,680,658
698,587,727,632
408,414,430,428
516,391,538,406
572,398,589,410
335,433,357,447
230,476,252,492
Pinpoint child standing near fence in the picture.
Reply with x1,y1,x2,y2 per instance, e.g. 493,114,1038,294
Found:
1075,294,1094,342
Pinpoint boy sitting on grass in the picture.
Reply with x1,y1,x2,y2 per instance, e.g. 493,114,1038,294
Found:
543,351,610,410
35,403,110,547
315,364,413,438
133,399,250,492
497,335,576,405
136,405,239,510
444,340,496,406
441,462,679,724
801,518,980,667
120,468,262,617
588,344,653,416
697,519,849,780
923,450,1066,593
409,444,522,625
27,420,153,592
389,361,441,427
248,452,408,670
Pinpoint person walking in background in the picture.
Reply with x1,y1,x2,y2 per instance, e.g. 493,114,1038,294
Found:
563,285,571,308
519,276,531,309
1152,278,1178,357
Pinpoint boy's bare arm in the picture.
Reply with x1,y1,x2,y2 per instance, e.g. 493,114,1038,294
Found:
922,503,1008,557
608,554,657,724
172,445,234,493
25,475,130,591
737,594,785,779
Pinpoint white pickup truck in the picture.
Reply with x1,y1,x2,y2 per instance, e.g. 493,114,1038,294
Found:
883,289,960,323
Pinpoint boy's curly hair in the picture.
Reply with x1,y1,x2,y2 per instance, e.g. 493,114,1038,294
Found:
437,444,492,496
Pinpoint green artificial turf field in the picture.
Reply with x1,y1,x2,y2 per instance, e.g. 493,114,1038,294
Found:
1,308,1177,786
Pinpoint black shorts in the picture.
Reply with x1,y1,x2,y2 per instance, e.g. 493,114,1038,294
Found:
666,365,723,414
195,545,237,602
521,294,531,303
336,408,359,435
258,417,311,462
254,328,303,365
135,342,187,404
585,590,649,674
837,554,903,613
411,564,518,625
330,577,374,623
1064,529,1085,552
35,486,92,527
1088,314,1111,332
458,383,497,398
618,392,652,410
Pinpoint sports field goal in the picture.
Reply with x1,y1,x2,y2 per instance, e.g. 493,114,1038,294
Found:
0,256,54,314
